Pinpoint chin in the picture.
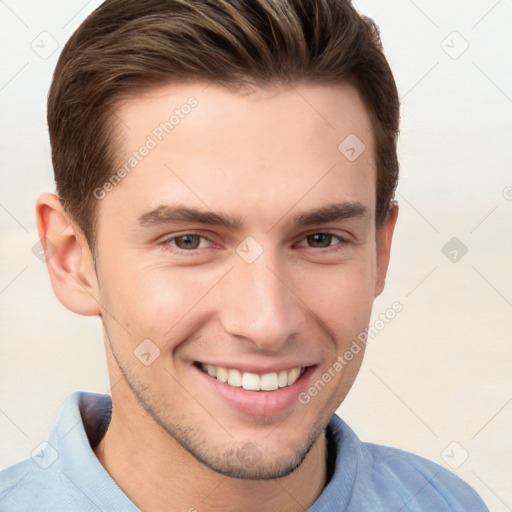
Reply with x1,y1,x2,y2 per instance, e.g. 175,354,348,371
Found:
174,414,328,481
120,357,330,480
190,439,313,480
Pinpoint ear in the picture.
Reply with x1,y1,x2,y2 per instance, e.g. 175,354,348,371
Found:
374,203,399,298
36,193,101,316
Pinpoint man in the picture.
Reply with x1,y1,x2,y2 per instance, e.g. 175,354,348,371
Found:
0,0,489,510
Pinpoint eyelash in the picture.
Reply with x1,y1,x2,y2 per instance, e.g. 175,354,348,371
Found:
158,233,212,255
296,232,348,250
159,231,349,254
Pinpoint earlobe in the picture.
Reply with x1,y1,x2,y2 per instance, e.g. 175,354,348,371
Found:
36,193,101,316
374,203,399,298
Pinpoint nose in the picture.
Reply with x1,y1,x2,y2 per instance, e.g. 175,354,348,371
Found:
217,251,304,352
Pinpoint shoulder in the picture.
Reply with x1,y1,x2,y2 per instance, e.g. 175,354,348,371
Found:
0,457,80,512
363,442,488,511
325,415,489,511
0,391,114,512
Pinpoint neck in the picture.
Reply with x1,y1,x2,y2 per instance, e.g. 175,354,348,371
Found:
93,382,327,512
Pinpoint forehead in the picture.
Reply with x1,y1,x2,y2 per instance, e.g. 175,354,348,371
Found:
100,82,376,228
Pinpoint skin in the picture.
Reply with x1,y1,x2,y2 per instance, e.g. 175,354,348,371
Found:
37,82,398,511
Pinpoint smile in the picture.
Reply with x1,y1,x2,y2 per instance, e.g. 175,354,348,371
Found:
199,363,306,391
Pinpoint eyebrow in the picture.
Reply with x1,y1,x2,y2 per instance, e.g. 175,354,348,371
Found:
292,202,370,226
138,205,242,229
137,202,370,229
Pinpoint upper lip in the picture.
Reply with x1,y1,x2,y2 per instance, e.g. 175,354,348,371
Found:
195,360,316,375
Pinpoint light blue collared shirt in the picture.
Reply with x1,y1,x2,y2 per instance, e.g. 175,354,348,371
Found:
0,392,489,511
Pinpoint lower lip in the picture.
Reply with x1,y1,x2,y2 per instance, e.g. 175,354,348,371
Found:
194,365,315,417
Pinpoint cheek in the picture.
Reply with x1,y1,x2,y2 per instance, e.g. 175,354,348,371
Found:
293,256,377,333
99,260,223,345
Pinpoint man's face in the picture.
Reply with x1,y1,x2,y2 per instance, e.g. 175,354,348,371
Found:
92,82,392,478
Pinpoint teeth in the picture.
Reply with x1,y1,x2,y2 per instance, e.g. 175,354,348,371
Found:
287,367,301,386
278,370,288,388
200,364,304,391
216,367,228,383
227,369,242,387
242,372,260,391
260,372,278,391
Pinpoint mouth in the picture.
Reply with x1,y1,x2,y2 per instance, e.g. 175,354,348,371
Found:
193,360,316,416
197,362,306,391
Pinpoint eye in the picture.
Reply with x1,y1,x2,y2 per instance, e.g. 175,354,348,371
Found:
164,234,211,251
298,233,345,249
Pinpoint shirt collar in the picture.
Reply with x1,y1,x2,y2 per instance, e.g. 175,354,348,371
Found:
50,391,139,511
50,391,364,511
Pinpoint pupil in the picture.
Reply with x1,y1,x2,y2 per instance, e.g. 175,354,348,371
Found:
308,234,331,248
177,235,200,249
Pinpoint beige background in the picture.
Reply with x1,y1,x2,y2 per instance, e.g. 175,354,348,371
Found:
1,0,511,509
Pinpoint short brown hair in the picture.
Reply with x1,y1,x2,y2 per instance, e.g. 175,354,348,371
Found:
48,0,399,247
